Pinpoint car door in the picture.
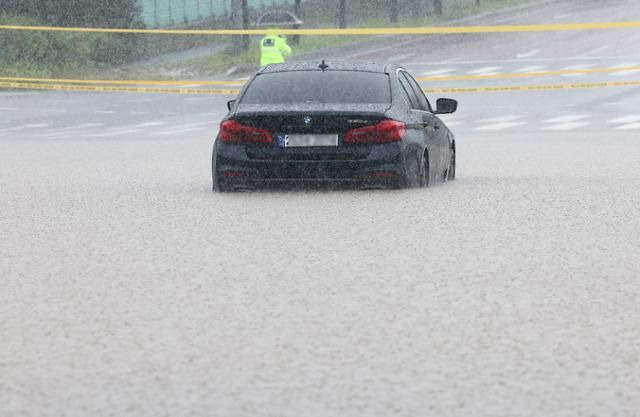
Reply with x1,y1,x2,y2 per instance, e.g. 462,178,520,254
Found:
401,72,449,175
397,69,427,142
398,71,444,176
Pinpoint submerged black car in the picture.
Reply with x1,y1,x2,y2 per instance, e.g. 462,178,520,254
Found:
212,61,457,191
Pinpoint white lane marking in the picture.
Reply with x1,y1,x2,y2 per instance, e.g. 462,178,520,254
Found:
57,123,105,131
41,108,68,113
128,98,152,103
43,123,105,135
475,122,526,131
436,114,464,127
130,121,167,128
405,56,640,66
468,66,502,75
542,122,591,131
185,97,213,102
581,45,611,56
608,115,640,124
477,115,523,123
155,120,220,135
389,54,411,62
152,126,212,136
441,121,464,127
78,122,166,137
544,115,590,123
161,112,179,116
163,121,215,130
86,128,144,138
131,111,150,115
0,123,49,132
515,65,548,73
33,123,107,138
611,69,640,76
419,68,456,77
0,106,19,111
516,49,541,59
94,110,115,114
615,123,640,130
553,14,571,20
346,35,445,59
609,63,640,76
560,64,594,76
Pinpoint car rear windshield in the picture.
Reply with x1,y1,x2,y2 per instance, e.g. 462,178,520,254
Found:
240,71,391,105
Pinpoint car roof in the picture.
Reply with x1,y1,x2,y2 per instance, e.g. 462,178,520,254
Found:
259,61,398,75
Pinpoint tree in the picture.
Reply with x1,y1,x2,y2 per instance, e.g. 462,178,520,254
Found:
412,0,423,19
338,0,347,29
231,0,249,51
0,0,143,66
292,0,302,45
294,0,302,18
0,0,141,28
433,0,443,16
390,0,398,23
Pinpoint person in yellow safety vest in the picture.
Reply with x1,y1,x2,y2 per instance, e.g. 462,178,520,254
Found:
260,32,292,67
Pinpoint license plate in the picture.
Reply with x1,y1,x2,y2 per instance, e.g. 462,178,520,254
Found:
278,134,338,148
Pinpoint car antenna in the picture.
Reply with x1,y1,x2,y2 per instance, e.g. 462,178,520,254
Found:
319,60,329,71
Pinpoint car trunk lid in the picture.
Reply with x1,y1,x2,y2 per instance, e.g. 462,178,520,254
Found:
234,103,389,135
232,104,390,161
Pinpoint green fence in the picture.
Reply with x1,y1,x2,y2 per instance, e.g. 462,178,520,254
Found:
138,0,295,27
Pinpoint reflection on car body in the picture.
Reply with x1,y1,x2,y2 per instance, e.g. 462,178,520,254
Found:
212,61,457,191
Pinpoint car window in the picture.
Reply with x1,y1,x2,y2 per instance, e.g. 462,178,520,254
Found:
396,76,413,106
401,72,431,112
240,71,391,104
398,72,420,109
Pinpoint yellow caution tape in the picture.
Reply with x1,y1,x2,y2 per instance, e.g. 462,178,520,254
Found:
424,80,640,93
0,76,244,86
1,21,640,36
3,65,639,89
0,81,240,95
416,66,640,81
2,80,639,94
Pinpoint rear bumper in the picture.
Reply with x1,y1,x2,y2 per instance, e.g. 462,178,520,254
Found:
213,142,408,190
216,177,401,191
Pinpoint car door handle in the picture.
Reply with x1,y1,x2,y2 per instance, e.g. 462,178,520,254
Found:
423,123,440,130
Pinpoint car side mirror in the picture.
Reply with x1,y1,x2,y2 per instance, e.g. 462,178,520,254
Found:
227,100,237,111
434,98,457,114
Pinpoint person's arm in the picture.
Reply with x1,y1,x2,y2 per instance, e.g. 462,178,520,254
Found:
277,37,292,57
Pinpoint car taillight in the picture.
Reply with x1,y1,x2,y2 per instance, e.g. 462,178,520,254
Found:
219,120,273,144
344,120,406,144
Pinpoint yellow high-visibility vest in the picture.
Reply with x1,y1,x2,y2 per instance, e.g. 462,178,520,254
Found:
260,35,292,67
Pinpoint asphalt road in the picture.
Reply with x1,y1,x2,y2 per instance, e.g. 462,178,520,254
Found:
2,0,640,416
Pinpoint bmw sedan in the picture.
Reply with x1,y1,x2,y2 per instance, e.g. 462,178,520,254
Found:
212,61,457,191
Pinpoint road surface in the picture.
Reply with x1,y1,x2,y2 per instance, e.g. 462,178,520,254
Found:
2,0,640,416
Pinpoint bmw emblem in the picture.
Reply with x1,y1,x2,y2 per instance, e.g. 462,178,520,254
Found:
303,116,312,125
